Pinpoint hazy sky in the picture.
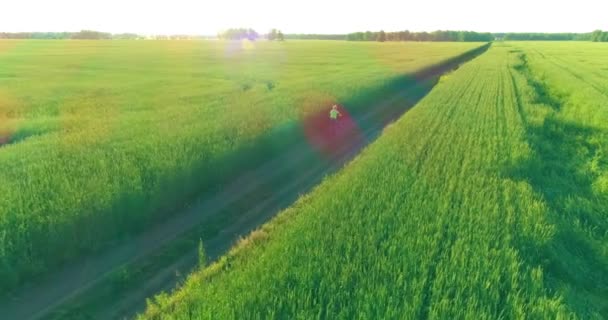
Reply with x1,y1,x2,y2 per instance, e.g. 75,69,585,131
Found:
2,0,607,35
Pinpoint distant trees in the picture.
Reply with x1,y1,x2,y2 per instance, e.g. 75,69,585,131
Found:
0,32,72,39
0,31,111,39
365,31,374,41
345,30,493,42
0,30,141,40
218,28,259,40
346,32,363,41
113,33,143,40
248,31,606,42
378,30,386,42
70,30,112,40
500,33,589,41
343,30,607,42
415,32,431,41
591,30,608,42
267,29,285,41
268,29,277,40
285,34,345,40
0,29,604,42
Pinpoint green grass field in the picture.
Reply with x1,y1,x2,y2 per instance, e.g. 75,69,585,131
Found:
0,40,481,293
139,43,607,319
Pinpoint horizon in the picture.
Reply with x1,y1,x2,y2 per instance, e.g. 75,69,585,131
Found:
2,0,607,36
0,29,603,37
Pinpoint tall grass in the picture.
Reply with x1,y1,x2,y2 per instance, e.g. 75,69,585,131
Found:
508,41,608,318
0,40,481,293
140,43,607,319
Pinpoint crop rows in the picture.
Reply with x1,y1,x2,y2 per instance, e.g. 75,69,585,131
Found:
140,43,607,319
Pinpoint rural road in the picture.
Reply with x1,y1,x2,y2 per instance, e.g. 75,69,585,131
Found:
0,43,489,320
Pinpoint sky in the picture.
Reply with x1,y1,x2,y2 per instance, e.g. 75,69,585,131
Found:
1,0,607,35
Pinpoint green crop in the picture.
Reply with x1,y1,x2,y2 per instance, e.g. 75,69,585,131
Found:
140,43,607,319
0,40,480,293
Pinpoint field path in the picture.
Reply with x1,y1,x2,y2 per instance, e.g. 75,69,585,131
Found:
0,44,489,320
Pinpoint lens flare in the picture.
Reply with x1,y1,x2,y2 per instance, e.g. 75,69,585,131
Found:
224,39,256,57
302,103,364,160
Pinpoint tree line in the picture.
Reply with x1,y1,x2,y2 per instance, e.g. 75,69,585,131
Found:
217,28,286,41
591,30,608,42
285,34,345,40
267,29,285,41
346,30,494,42
496,33,591,41
0,30,140,40
2,29,606,42
0,31,219,40
217,28,259,40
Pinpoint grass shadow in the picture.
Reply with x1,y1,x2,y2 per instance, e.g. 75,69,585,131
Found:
509,116,608,318
0,119,58,149
507,55,608,318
